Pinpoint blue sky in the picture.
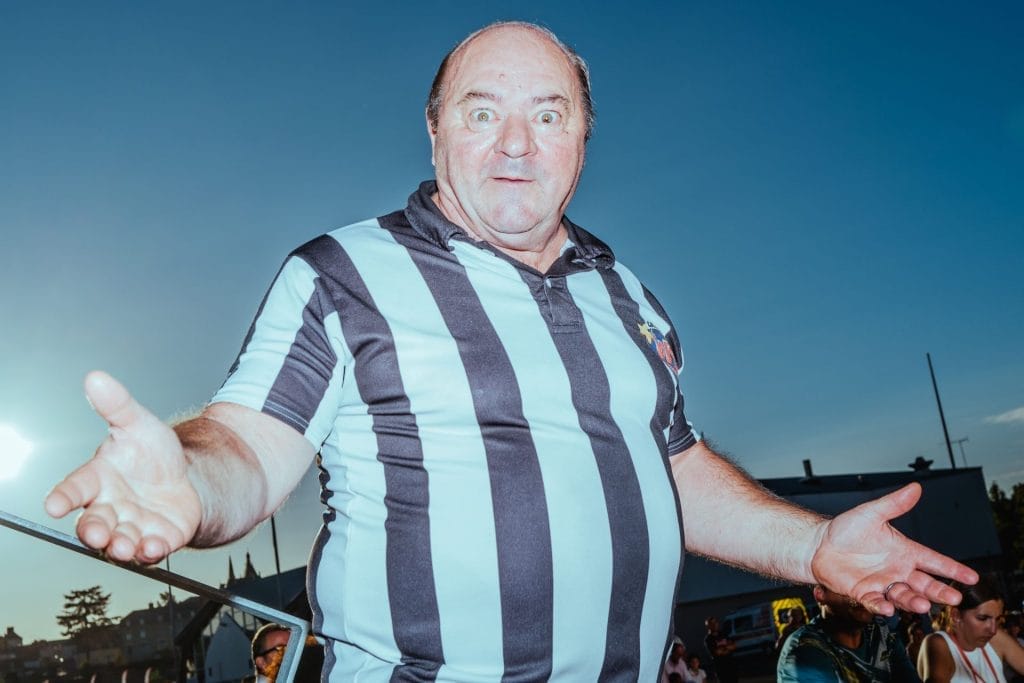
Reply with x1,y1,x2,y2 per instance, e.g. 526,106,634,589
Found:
1,1,1021,643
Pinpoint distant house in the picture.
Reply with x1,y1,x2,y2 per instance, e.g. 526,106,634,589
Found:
201,612,256,683
672,463,1001,656
0,627,24,677
120,595,202,663
177,554,310,683
0,627,22,651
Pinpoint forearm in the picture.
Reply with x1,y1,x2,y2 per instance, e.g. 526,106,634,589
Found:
671,440,827,583
174,416,270,548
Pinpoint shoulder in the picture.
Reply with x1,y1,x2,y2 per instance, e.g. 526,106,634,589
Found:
922,632,952,658
285,216,405,276
989,629,1018,661
777,624,842,682
920,632,957,682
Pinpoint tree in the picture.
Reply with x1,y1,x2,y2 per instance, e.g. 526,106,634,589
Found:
990,483,1023,562
56,585,114,638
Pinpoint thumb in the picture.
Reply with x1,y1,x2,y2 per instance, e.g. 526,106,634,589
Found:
84,370,151,431
861,482,922,523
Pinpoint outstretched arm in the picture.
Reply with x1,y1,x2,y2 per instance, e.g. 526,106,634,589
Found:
671,441,977,615
45,371,315,564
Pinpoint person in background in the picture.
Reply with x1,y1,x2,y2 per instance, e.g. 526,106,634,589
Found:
683,653,708,683
251,623,290,683
778,605,809,652
1004,615,1024,683
778,585,920,682
663,641,689,683
705,617,738,683
918,578,1024,683
907,619,928,671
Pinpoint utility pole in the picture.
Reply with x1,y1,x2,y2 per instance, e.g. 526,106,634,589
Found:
951,436,969,467
271,514,283,609
927,352,957,469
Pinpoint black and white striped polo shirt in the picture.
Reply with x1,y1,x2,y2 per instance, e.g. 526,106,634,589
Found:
214,181,700,682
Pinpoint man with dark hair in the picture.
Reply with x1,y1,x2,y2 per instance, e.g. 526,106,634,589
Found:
778,586,920,682
47,20,976,683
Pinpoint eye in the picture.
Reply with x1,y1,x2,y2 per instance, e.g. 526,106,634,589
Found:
467,108,497,130
536,110,560,125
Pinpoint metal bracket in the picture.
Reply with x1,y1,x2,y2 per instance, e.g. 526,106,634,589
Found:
0,509,310,683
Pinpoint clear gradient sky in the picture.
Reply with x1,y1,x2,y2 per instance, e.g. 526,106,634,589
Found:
1,1,1022,644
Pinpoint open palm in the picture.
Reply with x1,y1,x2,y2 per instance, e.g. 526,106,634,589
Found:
45,371,201,564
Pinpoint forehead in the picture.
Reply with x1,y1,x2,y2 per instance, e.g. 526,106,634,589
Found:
443,27,578,103
264,629,290,646
969,599,1004,617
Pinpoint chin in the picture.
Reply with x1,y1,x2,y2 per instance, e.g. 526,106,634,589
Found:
485,209,544,235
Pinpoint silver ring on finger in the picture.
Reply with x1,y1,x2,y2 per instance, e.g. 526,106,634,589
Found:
883,581,910,602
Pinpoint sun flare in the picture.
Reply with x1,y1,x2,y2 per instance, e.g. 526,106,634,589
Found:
0,424,33,481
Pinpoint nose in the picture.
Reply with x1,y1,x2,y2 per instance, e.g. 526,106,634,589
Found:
495,114,535,158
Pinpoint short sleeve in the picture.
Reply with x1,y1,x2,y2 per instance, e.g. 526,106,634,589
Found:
212,245,348,448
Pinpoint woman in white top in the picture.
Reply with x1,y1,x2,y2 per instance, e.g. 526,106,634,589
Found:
918,577,1024,683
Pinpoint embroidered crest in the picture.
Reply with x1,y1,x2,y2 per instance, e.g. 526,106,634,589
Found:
638,321,679,373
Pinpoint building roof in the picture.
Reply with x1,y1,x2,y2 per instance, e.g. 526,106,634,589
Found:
176,566,309,646
760,464,966,497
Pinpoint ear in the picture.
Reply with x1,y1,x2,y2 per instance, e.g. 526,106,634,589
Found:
425,110,437,167
812,585,826,603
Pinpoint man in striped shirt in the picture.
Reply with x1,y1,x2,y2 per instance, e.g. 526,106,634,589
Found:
47,21,977,682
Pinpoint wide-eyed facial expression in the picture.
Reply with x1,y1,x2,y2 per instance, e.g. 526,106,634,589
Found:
429,26,587,250
954,599,1003,650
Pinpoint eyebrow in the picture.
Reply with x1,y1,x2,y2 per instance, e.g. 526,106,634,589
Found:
456,91,572,109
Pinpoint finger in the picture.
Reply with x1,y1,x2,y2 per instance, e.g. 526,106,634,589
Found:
108,520,143,562
858,482,922,523
907,569,971,606
44,463,102,519
860,590,896,617
84,370,152,432
906,544,979,591
137,535,172,565
885,581,914,603
76,503,119,550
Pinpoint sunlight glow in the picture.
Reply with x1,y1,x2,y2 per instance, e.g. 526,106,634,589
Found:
0,424,33,481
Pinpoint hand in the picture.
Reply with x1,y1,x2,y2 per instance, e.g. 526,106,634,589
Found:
44,371,201,564
810,482,978,615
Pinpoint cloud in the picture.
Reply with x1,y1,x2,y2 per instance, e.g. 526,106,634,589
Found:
985,406,1024,425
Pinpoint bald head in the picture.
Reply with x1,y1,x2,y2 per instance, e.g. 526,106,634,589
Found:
426,21,595,141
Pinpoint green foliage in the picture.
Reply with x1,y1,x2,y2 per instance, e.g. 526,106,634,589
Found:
56,585,114,638
989,482,1024,572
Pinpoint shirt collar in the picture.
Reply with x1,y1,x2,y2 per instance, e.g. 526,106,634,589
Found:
403,180,616,272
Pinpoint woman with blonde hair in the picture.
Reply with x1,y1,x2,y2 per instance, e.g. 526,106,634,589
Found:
919,578,1024,682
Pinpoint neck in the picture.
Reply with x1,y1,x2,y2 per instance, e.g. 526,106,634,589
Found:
950,629,976,652
823,620,864,649
430,192,567,272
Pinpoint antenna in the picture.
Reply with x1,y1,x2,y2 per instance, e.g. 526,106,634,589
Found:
926,352,956,469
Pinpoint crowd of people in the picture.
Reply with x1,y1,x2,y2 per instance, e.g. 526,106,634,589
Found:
667,576,1024,683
